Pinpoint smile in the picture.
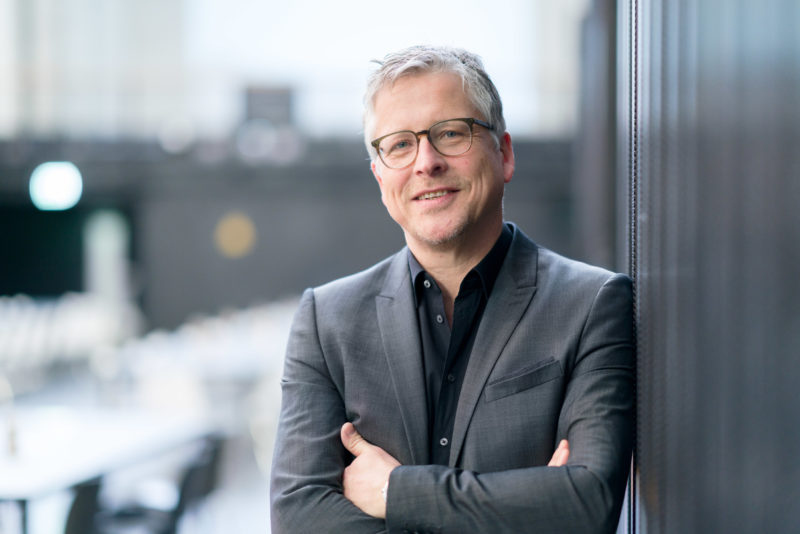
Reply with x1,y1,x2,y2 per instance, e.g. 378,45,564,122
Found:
416,190,453,200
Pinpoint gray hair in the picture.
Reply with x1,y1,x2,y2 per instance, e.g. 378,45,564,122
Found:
363,45,506,160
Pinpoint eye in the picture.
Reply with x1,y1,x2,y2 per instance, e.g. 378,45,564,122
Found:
382,133,415,155
435,127,467,144
391,140,411,151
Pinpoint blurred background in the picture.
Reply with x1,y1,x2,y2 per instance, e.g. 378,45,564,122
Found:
0,1,597,533
3,0,799,533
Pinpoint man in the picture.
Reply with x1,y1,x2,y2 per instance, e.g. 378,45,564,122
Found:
270,46,633,534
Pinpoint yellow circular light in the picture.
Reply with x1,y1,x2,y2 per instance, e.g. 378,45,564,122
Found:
214,212,257,259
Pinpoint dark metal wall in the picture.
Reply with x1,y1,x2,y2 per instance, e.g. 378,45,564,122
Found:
620,0,800,531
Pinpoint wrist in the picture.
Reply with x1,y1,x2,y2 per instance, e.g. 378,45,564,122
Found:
380,480,388,503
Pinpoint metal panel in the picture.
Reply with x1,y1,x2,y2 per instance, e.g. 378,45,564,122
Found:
622,0,800,531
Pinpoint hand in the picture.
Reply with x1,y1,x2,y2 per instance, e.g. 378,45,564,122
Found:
340,422,401,519
548,439,570,466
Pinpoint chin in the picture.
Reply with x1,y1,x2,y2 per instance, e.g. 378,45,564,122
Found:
414,223,467,247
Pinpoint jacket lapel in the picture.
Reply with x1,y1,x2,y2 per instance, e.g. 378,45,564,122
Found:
375,250,430,465
449,229,539,465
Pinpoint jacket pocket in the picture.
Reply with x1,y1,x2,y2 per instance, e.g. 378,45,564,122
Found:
485,359,563,402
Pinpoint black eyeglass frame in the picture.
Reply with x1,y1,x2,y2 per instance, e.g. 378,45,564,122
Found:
370,117,494,169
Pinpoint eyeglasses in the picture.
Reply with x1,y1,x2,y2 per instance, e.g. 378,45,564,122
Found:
370,117,494,169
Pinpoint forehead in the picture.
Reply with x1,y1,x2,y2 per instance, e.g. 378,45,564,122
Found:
372,72,478,134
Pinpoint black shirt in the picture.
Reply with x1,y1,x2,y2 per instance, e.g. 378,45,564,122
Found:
407,223,513,465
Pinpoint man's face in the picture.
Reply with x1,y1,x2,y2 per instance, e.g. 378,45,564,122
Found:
370,72,515,253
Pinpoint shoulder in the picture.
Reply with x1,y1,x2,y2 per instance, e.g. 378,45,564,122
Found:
509,224,631,298
538,246,632,317
539,246,629,287
308,249,405,312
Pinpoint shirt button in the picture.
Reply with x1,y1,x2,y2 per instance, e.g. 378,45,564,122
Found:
439,437,449,446
436,314,444,324
447,374,455,383
423,279,431,289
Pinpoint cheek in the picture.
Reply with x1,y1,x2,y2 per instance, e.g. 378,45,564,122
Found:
382,177,405,200
378,181,401,214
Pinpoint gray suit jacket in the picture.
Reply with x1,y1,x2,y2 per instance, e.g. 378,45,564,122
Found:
270,224,634,534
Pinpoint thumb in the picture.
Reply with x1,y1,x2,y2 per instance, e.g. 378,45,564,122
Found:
548,439,570,467
341,422,371,457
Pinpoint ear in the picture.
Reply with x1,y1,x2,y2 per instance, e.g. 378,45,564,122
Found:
371,160,390,208
499,132,515,184
371,160,384,187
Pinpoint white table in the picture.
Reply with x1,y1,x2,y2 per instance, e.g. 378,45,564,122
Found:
0,406,213,534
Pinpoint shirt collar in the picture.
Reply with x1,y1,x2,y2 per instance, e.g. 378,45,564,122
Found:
407,223,513,307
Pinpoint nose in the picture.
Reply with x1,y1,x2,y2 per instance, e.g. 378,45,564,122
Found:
413,135,447,176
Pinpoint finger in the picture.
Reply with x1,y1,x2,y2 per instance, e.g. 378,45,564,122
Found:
548,439,570,466
556,439,570,464
341,422,370,457
548,440,565,466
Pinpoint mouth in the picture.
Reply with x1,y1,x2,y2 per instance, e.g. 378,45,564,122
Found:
415,189,456,201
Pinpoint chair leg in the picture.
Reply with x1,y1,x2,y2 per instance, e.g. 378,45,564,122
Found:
64,478,102,534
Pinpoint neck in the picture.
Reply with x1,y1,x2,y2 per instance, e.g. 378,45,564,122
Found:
406,221,504,321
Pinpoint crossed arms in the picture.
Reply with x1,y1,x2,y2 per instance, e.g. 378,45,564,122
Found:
340,421,571,519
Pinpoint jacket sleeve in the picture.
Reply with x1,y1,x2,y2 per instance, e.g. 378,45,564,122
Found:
270,288,387,534
385,274,634,534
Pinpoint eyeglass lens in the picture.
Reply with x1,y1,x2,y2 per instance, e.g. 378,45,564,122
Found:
377,119,473,168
